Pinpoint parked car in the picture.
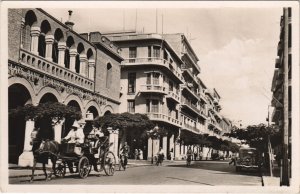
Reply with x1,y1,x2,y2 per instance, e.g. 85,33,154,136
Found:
236,147,261,172
211,153,225,160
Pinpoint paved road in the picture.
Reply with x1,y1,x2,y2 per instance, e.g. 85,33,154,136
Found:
9,160,262,186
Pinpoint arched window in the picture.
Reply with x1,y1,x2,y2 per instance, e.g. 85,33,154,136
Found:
52,28,64,64
38,20,51,57
75,43,85,74
106,63,112,88
22,10,37,50
65,36,75,69
87,48,94,78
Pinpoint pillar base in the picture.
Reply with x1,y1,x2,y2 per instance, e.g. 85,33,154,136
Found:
18,151,34,167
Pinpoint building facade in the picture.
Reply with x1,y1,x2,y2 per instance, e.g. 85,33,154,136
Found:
271,8,292,160
105,32,232,160
8,9,122,165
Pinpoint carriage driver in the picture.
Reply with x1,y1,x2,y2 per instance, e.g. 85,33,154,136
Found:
62,120,85,155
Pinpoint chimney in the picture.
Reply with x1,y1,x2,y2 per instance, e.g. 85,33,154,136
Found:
65,10,75,30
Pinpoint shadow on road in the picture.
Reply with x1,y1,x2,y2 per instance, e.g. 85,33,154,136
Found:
166,161,261,177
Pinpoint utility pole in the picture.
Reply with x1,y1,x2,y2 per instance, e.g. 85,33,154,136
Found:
267,105,273,177
281,7,289,186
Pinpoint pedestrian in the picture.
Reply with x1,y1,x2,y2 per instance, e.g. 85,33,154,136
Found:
229,152,237,166
139,149,143,160
169,148,174,160
194,149,198,161
134,149,139,160
199,151,203,161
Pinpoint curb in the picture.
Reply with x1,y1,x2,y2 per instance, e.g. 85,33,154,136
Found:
9,163,153,179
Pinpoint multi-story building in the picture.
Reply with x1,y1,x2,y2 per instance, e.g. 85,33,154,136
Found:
8,9,122,165
271,8,292,160
103,32,185,160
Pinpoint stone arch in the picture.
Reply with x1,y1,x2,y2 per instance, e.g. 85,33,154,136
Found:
87,48,94,60
8,76,37,105
65,36,76,69
36,86,62,104
22,10,38,50
38,20,52,58
102,104,114,116
24,10,38,27
52,28,65,63
8,82,34,164
75,42,85,74
63,97,83,137
106,62,112,88
63,94,84,112
84,100,101,118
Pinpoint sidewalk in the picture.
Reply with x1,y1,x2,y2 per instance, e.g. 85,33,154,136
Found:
9,159,175,179
261,162,281,186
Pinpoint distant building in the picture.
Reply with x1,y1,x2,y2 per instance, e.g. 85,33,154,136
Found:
8,9,122,165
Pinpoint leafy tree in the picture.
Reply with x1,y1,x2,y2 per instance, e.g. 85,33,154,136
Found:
94,112,155,137
224,123,281,152
9,102,82,126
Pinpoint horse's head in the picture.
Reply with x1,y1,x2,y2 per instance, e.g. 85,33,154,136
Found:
37,139,59,154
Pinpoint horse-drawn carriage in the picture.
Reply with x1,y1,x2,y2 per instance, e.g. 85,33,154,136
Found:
31,136,116,182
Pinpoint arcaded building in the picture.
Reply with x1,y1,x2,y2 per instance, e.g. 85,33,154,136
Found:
8,9,122,165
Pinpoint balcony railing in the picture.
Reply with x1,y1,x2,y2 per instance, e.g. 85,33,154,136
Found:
183,122,199,133
208,121,223,132
181,66,199,84
122,57,183,82
140,84,167,95
19,48,94,91
166,90,180,103
181,99,200,115
147,113,182,127
182,84,199,101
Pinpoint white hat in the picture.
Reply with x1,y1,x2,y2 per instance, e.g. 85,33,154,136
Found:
72,120,80,128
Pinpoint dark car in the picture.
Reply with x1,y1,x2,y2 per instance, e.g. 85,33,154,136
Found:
211,153,225,160
236,148,261,172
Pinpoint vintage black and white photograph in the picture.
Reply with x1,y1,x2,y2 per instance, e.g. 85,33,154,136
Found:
1,1,299,193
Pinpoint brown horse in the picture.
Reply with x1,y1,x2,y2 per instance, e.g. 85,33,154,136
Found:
30,140,60,182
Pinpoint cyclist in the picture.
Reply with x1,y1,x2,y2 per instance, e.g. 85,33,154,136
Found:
119,142,130,170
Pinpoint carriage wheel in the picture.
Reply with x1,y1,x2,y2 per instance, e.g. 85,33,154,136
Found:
103,151,116,176
78,156,90,179
55,162,66,178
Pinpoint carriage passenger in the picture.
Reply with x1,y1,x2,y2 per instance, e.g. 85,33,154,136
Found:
62,120,85,155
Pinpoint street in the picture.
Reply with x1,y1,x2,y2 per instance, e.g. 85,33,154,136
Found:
9,160,262,186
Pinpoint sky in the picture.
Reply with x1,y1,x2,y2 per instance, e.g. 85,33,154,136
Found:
45,7,283,127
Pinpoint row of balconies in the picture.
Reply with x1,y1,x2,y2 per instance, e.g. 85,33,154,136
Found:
19,48,94,91
122,57,184,82
146,112,182,128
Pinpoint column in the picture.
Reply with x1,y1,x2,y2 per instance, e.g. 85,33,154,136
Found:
18,120,35,167
153,139,160,159
57,42,66,66
147,137,152,161
174,142,180,160
162,136,167,159
69,49,77,72
169,134,174,160
53,119,64,143
108,127,119,162
79,54,87,76
45,35,54,61
20,18,25,48
88,59,95,80
30,26,40,55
